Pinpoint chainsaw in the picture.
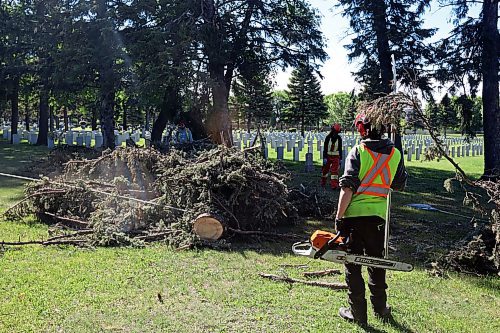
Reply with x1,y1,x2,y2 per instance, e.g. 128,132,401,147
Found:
292,230,413,272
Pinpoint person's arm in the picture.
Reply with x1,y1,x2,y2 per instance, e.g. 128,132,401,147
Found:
336,187,353,220
188,129,193,143
391,157,408,191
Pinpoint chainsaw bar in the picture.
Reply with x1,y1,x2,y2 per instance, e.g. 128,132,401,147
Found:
292,241,413,272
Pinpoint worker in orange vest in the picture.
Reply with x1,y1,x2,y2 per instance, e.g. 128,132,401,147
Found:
321,124,343,189
335,113,407,326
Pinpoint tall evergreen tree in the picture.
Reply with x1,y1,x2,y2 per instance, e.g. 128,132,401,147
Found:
436,0,499,176
285,63,327,136
338,0,435,98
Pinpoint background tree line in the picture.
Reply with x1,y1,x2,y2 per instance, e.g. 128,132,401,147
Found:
0,0,498,175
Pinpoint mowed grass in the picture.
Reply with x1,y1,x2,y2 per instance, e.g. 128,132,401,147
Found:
1,140,499,333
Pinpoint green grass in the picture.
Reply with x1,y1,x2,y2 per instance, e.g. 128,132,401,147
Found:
1,140,499,333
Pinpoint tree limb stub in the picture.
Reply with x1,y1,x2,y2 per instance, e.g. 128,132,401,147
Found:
258,273,348,290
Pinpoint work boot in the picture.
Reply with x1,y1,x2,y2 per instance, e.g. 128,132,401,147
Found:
374,305,392,322
338,307,367,326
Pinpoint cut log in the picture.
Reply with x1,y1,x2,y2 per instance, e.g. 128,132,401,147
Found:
192,213,224,241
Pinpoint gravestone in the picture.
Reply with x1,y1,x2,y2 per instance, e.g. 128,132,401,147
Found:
293,147,300,162
94,133,103,148
12,133,20,145
276,146,284,160
304,153,314,173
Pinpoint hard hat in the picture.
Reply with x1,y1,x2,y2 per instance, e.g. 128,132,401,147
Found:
354,113,368,137
332,123,341,132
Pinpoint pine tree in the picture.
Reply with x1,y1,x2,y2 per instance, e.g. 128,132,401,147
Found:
438,94,457,137
436,0,499,176
286,63,327,136
233,62,274,132
338,0,435,99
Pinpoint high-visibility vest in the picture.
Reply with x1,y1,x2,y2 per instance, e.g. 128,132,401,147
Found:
327,136,340,156
344,144,401,220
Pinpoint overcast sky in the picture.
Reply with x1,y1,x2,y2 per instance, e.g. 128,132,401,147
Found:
274,0,481,95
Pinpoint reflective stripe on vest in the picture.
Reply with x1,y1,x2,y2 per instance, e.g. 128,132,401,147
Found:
327,137,340,156
356,146,396,198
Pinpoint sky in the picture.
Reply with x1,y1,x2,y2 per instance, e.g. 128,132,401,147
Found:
274,0,482,95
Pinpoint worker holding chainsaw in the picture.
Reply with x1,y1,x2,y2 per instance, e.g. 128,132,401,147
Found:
321,123,343,189
335,114,407,325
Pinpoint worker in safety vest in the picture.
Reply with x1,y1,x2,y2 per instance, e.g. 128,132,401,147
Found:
321,124,343,189
175,121,193,144
335,113,407,326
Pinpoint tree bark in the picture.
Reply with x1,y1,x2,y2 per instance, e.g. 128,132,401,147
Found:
49,105,54,132
482,0,500,176
207,63,232,145
372,0,403,152
10,76,19,142
96,0,116,149
122,106,127,131
63,106,69,131
24,93,30,131
36,83,49,145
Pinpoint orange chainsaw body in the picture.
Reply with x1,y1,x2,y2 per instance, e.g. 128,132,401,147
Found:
310,230,344,251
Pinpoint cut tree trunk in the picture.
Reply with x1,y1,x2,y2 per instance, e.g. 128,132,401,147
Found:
63,107,69,131
193,213,224,241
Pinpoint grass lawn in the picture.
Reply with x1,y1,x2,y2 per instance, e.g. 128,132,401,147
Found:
0,140,499,333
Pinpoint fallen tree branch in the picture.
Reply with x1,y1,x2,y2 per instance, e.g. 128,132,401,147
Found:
3,190,66,217
0,239,87,246
258,273,348,290
39,212,89,229
303,269,342,278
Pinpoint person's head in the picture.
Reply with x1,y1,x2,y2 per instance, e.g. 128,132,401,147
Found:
178,121,185,129
331,123,341,134
355,113,386,140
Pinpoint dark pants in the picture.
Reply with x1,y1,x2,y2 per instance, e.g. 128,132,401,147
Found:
343,216,387,322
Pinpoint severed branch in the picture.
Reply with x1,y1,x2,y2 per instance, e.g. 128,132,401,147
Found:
0,239,87,246
39,212,89,229
3,190,67,217
303,269,342,278
258,273,348,290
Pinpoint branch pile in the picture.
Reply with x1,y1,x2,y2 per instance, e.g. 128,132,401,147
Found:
3,145,297,248
433,179,500,276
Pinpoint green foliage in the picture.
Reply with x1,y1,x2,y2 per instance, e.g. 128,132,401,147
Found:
284,63,328,136
338,0,435,98
324,91,357,129
232,62,274,131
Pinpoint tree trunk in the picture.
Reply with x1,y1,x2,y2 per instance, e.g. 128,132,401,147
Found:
96,0,116,149
371,0,403,152
151,88,179,142
10,76,20,142
207,64,232,145
24,93,30,131
36,84,49,146
91,106,98,130
99,88,115,149
63,107,69,131
122,107,127,131
482,0,500,176
49,106,54,132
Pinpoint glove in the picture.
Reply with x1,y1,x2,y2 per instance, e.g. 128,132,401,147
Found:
322,158,327,166
334,217,344,233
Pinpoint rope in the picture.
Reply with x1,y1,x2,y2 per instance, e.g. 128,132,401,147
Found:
0,172,187,213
